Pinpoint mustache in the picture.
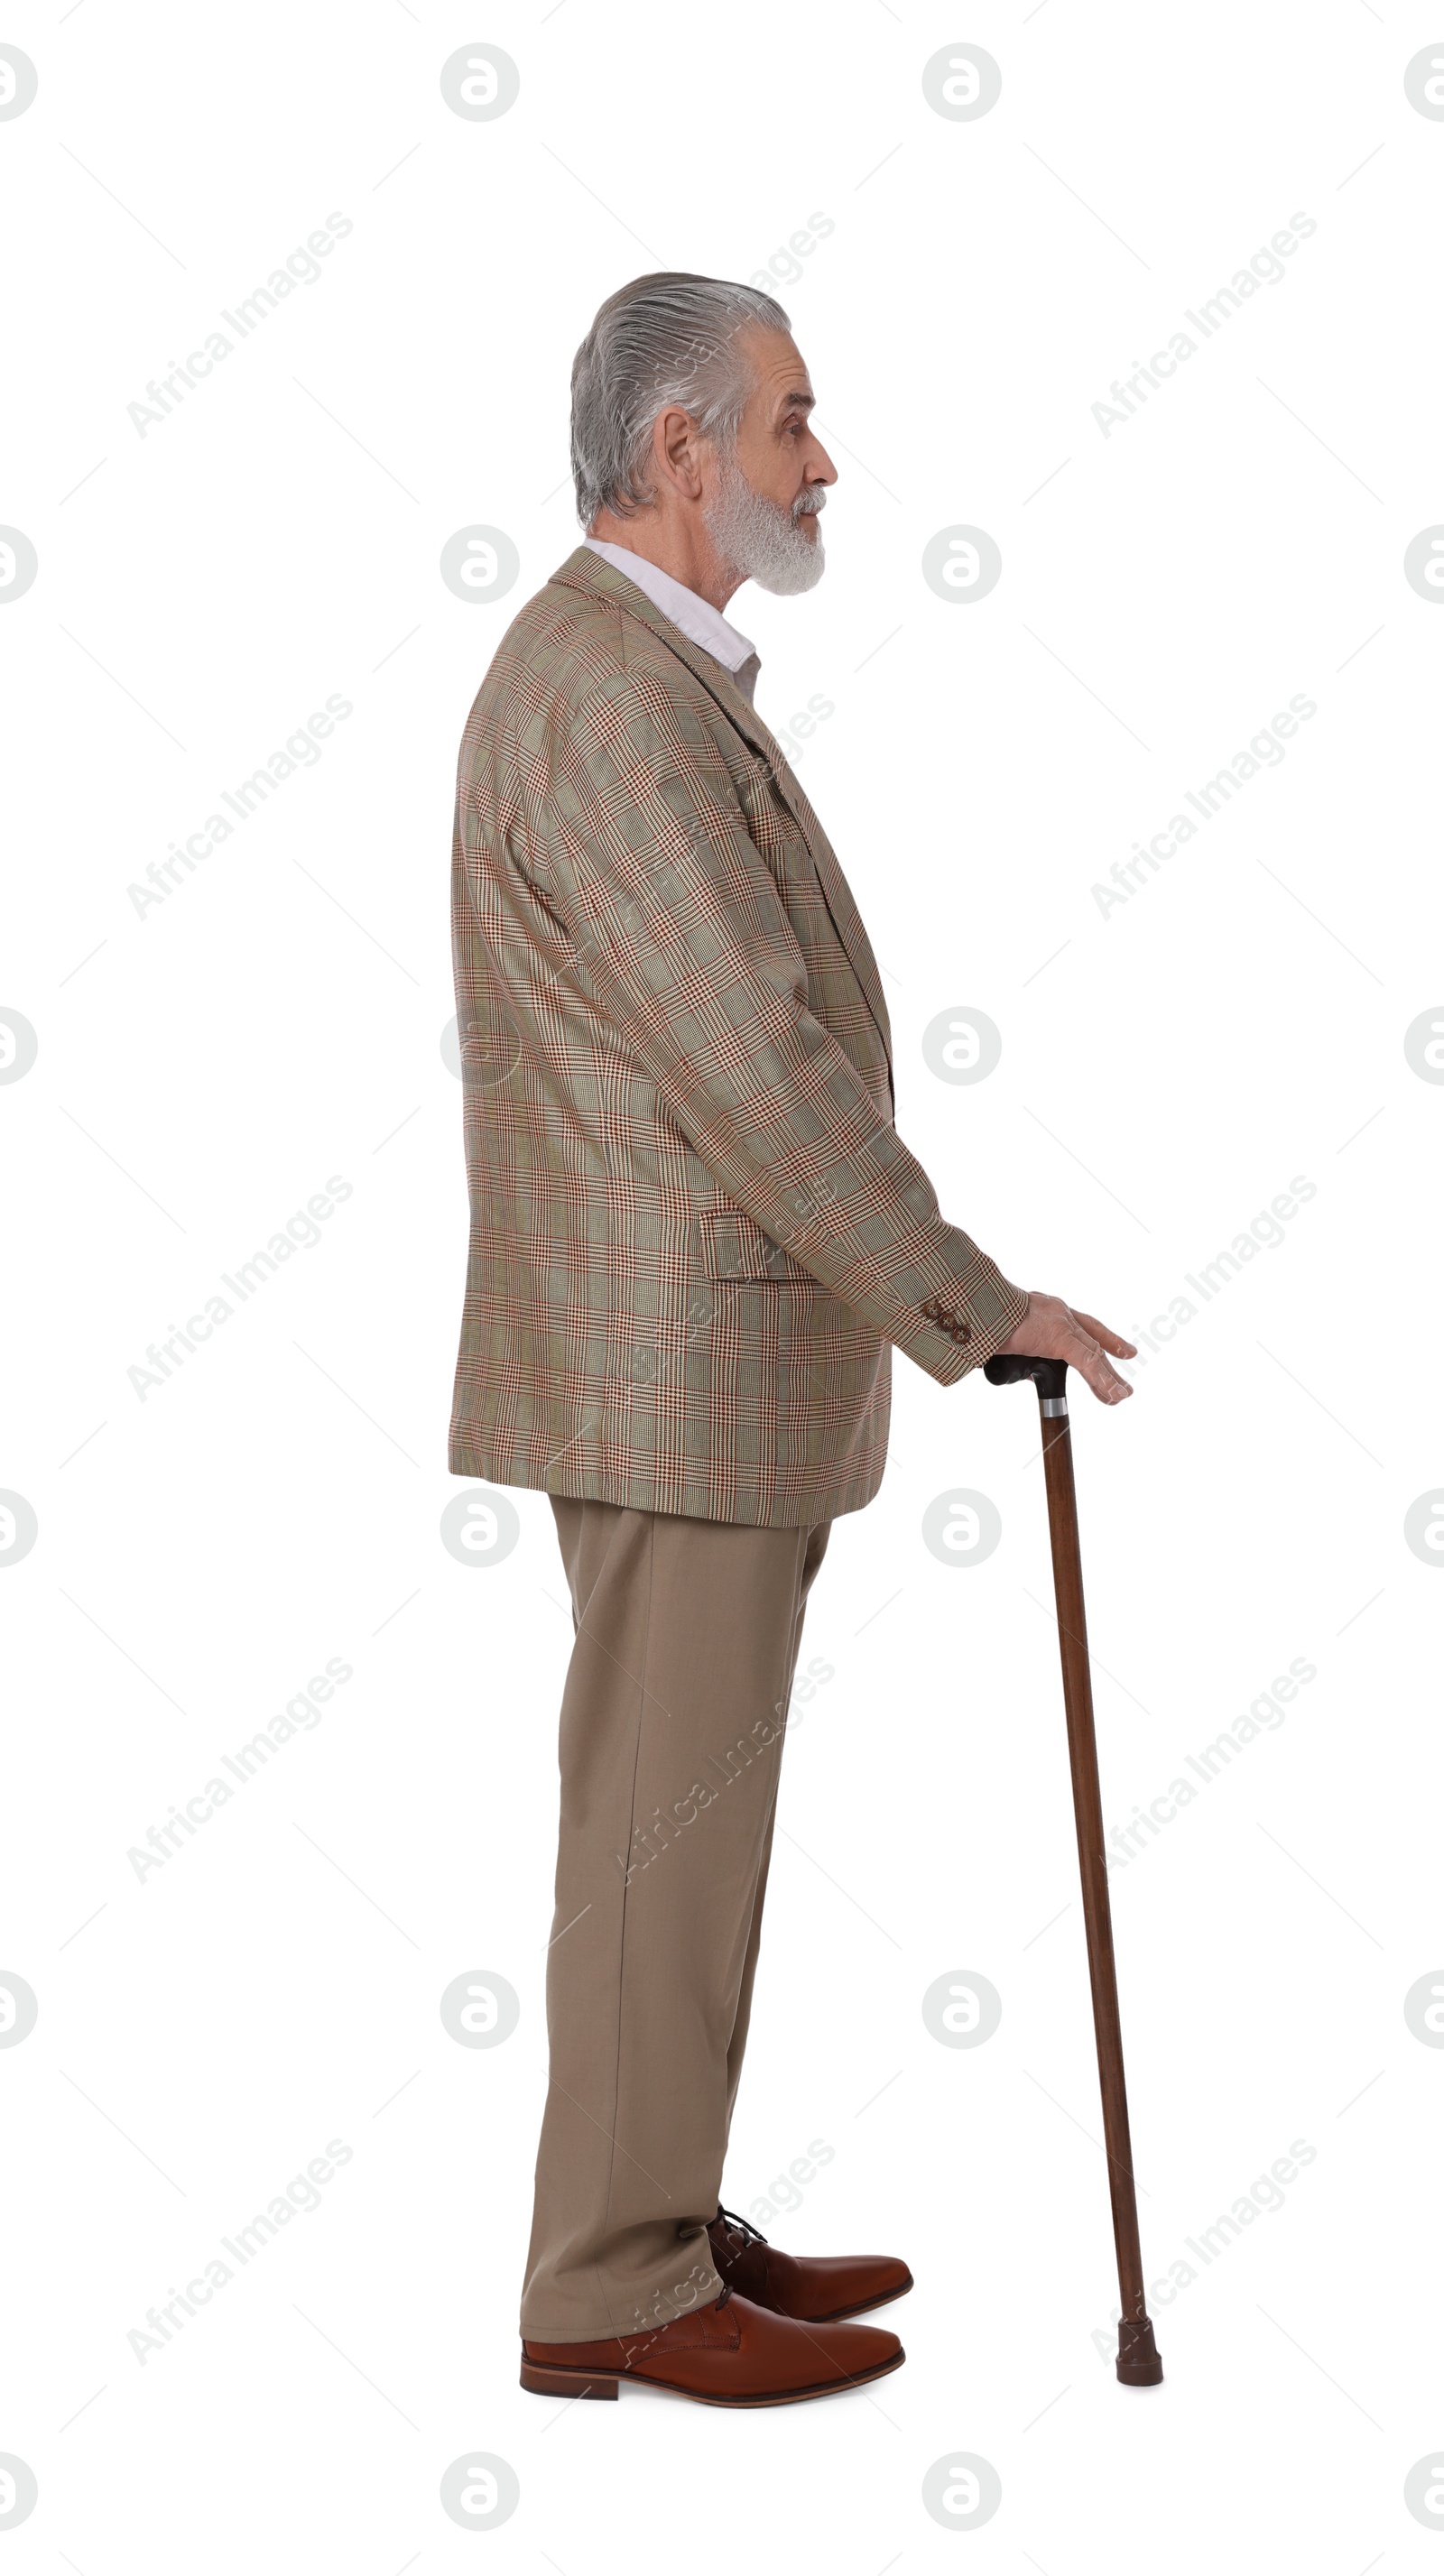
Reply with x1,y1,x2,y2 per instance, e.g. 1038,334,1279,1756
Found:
794,486,827,519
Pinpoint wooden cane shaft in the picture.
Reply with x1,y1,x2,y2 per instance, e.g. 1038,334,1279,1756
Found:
1039,1410,1148,2325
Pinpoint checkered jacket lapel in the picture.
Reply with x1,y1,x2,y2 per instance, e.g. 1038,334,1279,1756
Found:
552,549,893,1083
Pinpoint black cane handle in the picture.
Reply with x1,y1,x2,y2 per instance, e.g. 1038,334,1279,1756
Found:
983,1353,1069,1404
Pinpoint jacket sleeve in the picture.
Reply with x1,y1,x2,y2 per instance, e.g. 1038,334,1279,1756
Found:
532,667,1029,1387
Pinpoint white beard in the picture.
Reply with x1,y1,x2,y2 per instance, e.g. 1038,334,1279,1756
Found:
702,450,827,596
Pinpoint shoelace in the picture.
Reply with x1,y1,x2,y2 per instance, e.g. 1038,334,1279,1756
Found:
715,2202,769,2249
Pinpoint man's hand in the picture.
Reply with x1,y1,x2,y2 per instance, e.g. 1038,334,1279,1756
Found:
994,1294,1137,1405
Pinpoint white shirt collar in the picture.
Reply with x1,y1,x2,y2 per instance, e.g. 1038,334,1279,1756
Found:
582,537,757,676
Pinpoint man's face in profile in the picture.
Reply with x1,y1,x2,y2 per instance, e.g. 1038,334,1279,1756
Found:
702,328,838,596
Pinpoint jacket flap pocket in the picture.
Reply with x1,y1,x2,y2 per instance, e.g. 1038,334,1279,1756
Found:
696,1209,814,1284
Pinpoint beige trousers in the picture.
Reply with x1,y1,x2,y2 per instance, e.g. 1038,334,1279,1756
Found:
520,1496,832,2341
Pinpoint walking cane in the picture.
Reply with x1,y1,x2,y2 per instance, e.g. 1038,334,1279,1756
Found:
984,1351,1163,2387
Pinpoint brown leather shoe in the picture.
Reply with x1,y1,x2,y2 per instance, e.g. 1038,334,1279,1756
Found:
520,2285,903,2407
707,2205,913,2322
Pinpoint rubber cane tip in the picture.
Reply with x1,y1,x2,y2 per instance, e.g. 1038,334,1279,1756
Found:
1115,2316,1163,2387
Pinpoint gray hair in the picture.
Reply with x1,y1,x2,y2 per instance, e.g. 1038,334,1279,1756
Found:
569,271,791,530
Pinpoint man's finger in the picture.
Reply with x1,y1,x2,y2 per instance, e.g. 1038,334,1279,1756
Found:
1063,1319,1132,1403
1070,1309,1138,1359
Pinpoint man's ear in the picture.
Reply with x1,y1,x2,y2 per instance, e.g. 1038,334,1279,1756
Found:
654,403,705,503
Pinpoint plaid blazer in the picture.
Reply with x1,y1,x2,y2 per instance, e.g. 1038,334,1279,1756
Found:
447,544,1027,1527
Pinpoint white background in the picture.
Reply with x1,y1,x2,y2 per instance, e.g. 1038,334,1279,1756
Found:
4,1,1442,2565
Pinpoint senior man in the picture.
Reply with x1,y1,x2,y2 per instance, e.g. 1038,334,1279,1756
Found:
448,272,1134,2408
